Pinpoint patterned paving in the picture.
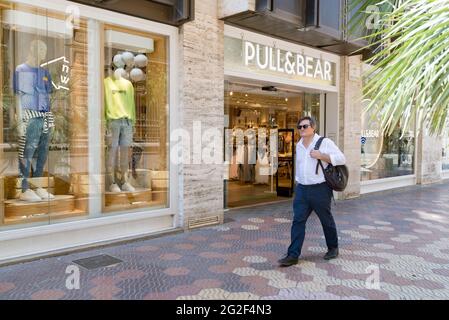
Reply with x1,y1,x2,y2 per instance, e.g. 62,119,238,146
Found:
1,181,449,300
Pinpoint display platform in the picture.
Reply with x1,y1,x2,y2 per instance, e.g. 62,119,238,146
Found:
151,189,168,204
4,195,76,217
3,209,86,226
104,187,152,208
5,177,55,199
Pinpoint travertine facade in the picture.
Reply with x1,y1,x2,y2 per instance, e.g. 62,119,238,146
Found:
339,55,362,199
178,0,225,227
416,128,443,185
218,0,256,18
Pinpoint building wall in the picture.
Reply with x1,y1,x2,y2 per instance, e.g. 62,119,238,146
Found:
178,0,225,228
339,55,362,199
218,0,256,18
417,129,443,185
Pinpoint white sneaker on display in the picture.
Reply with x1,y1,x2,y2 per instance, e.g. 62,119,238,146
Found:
121,182,136,192
35,187,56,200
110,183,121,192
19,189,42,202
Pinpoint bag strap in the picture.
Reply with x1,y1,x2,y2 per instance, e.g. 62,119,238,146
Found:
314,137,326,175
314,137,325,150
316,159,326,175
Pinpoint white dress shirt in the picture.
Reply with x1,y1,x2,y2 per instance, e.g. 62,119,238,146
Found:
295,134,346,185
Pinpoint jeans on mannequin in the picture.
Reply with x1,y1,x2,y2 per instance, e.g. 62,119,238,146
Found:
106,118,133,187
19,117,50,192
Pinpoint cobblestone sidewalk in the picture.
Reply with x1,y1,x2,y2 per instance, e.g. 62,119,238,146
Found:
1,182,449,300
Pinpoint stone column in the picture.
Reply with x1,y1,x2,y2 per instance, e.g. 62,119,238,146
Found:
416,128,442,185
338,55,362,199
218,0,255,18
178,0,225,229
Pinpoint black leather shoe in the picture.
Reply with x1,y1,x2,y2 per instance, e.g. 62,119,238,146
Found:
324,248,339,260
278,255,299,267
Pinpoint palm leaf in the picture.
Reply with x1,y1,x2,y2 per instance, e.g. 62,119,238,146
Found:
350,0,449,135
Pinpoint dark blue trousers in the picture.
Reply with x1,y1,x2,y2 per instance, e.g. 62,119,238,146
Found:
287,182,339,258
19,117,50,192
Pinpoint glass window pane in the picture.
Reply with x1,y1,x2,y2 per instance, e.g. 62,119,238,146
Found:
103,24,169,213
0,2,89,228
0,0,171,231
361,105,415,181
319,0,340,31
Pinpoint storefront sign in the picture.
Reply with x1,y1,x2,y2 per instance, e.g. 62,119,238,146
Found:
244,41,333,82
224,36,337,87
362,129,380,138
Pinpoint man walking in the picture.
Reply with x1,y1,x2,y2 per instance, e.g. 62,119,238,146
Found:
278,116,346,267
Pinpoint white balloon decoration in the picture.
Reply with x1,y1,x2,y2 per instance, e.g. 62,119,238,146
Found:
114,67,128,80
130,68,144,82
125,63,134,72
113,54,125,68
121,51,135,66
134,54,148,68
112,52,148,82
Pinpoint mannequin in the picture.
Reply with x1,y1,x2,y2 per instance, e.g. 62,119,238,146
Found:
104,59,136,192
14,39,55,201
255,144,269,184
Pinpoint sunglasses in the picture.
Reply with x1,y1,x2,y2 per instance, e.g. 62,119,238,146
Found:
297,124,311,130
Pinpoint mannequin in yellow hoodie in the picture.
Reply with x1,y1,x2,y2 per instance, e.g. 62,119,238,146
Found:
104,68,136,192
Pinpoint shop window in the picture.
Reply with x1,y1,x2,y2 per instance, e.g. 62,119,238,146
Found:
361,103,415,181
0,2,89,226
0,1,170,230
102,25,169,212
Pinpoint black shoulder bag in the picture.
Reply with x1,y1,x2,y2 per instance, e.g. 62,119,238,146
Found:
314,137,349,192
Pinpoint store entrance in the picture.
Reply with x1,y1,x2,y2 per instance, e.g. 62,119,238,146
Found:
224,81,322,208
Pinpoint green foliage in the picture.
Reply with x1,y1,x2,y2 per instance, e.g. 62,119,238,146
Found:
350,0,449,135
